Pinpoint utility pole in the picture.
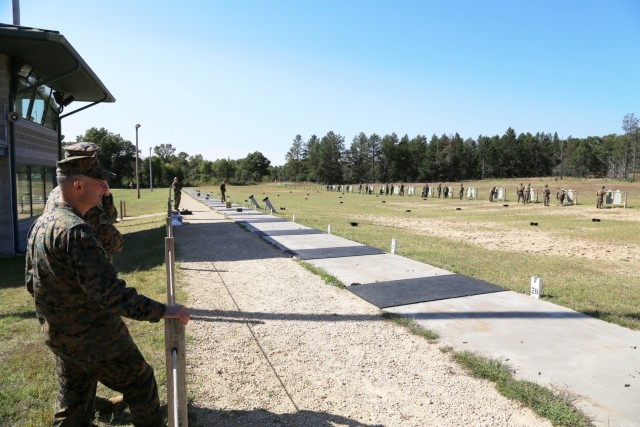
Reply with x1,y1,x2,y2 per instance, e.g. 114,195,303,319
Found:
12,0,20,25
135,124,141,199
149,147,153,191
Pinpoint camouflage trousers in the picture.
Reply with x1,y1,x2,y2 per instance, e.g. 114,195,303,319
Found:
173,193,181,210
52,343,162,427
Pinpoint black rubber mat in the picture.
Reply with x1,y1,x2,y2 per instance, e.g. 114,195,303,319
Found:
348,275,504,308
290,245,385,260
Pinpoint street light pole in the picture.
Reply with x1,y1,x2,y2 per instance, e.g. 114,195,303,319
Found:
135,124,141,199
149,147,153,191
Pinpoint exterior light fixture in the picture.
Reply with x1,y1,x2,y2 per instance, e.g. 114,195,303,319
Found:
17,64,32,78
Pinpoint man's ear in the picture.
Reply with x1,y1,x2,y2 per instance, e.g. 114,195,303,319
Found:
72,179,83,191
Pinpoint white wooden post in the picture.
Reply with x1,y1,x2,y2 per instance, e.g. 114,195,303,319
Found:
530,276,542,299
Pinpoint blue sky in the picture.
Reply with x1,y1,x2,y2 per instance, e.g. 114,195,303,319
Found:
2,1,639,165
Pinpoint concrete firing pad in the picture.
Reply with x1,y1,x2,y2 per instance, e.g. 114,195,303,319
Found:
307,253,452,286
386,292,640,426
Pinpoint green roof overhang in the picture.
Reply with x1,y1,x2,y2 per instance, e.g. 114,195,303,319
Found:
0,24,115,103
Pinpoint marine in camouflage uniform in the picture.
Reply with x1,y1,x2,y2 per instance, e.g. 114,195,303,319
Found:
44,142,123,258
26,156,189,426
172,177,183,210
596,186,605,209
543,184,551,206
517,183,525,204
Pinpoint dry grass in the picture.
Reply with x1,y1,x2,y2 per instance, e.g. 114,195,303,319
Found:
197,178,640,330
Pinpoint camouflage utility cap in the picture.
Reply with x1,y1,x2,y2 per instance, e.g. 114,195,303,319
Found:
63,142,99,158
56,156,116,180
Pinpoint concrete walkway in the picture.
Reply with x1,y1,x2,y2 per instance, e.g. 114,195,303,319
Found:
183,189,640,427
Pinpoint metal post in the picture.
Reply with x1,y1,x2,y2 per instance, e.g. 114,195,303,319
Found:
164,237,187,426
12,0,20,25
149,147,153,192
135,124,141,199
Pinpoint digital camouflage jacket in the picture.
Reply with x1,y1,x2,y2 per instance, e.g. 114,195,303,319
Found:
45,187,123,257
25,203,165,361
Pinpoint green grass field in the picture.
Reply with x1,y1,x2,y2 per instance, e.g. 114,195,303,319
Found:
197,177,640,330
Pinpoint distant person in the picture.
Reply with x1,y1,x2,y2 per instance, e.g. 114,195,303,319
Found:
172,177,183,211
399,184,405,196
489,186,496,202
556,187,566,206
437,183,442,198
596,186,605,209
459,183,464,200
517,183,525,204
525,183,531,203
220,180,227,201
543,184,551,206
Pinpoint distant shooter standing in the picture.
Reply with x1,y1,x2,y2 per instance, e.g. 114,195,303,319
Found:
172,176,183,211
220,180,227,202
596,186,606,209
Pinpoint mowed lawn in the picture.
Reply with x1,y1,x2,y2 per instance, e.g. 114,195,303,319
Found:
197,177,640,330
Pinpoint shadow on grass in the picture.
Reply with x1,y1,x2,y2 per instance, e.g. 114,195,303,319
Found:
0,310,35,320
583,309,640,325
113,225,167,274
0,256,25,290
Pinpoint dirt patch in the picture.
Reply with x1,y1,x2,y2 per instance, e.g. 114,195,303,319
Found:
350,211,640,270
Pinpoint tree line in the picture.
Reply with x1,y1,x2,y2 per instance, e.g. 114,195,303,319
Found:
72,113,638,188
275,113,639,184
71,128,271,188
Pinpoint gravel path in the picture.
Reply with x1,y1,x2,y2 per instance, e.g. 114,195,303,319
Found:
175,195,551,426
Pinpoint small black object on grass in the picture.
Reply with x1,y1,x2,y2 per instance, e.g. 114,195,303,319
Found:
530,222,538,226
456,207,462,211
280,207,286,210
350,222,358,227
503,204,509,207
406,209,411,212
592,218,601,222
340,201,343,204
382,200,386,203
237,208,243,212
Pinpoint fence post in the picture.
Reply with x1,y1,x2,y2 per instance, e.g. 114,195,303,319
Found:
164,236,187,426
